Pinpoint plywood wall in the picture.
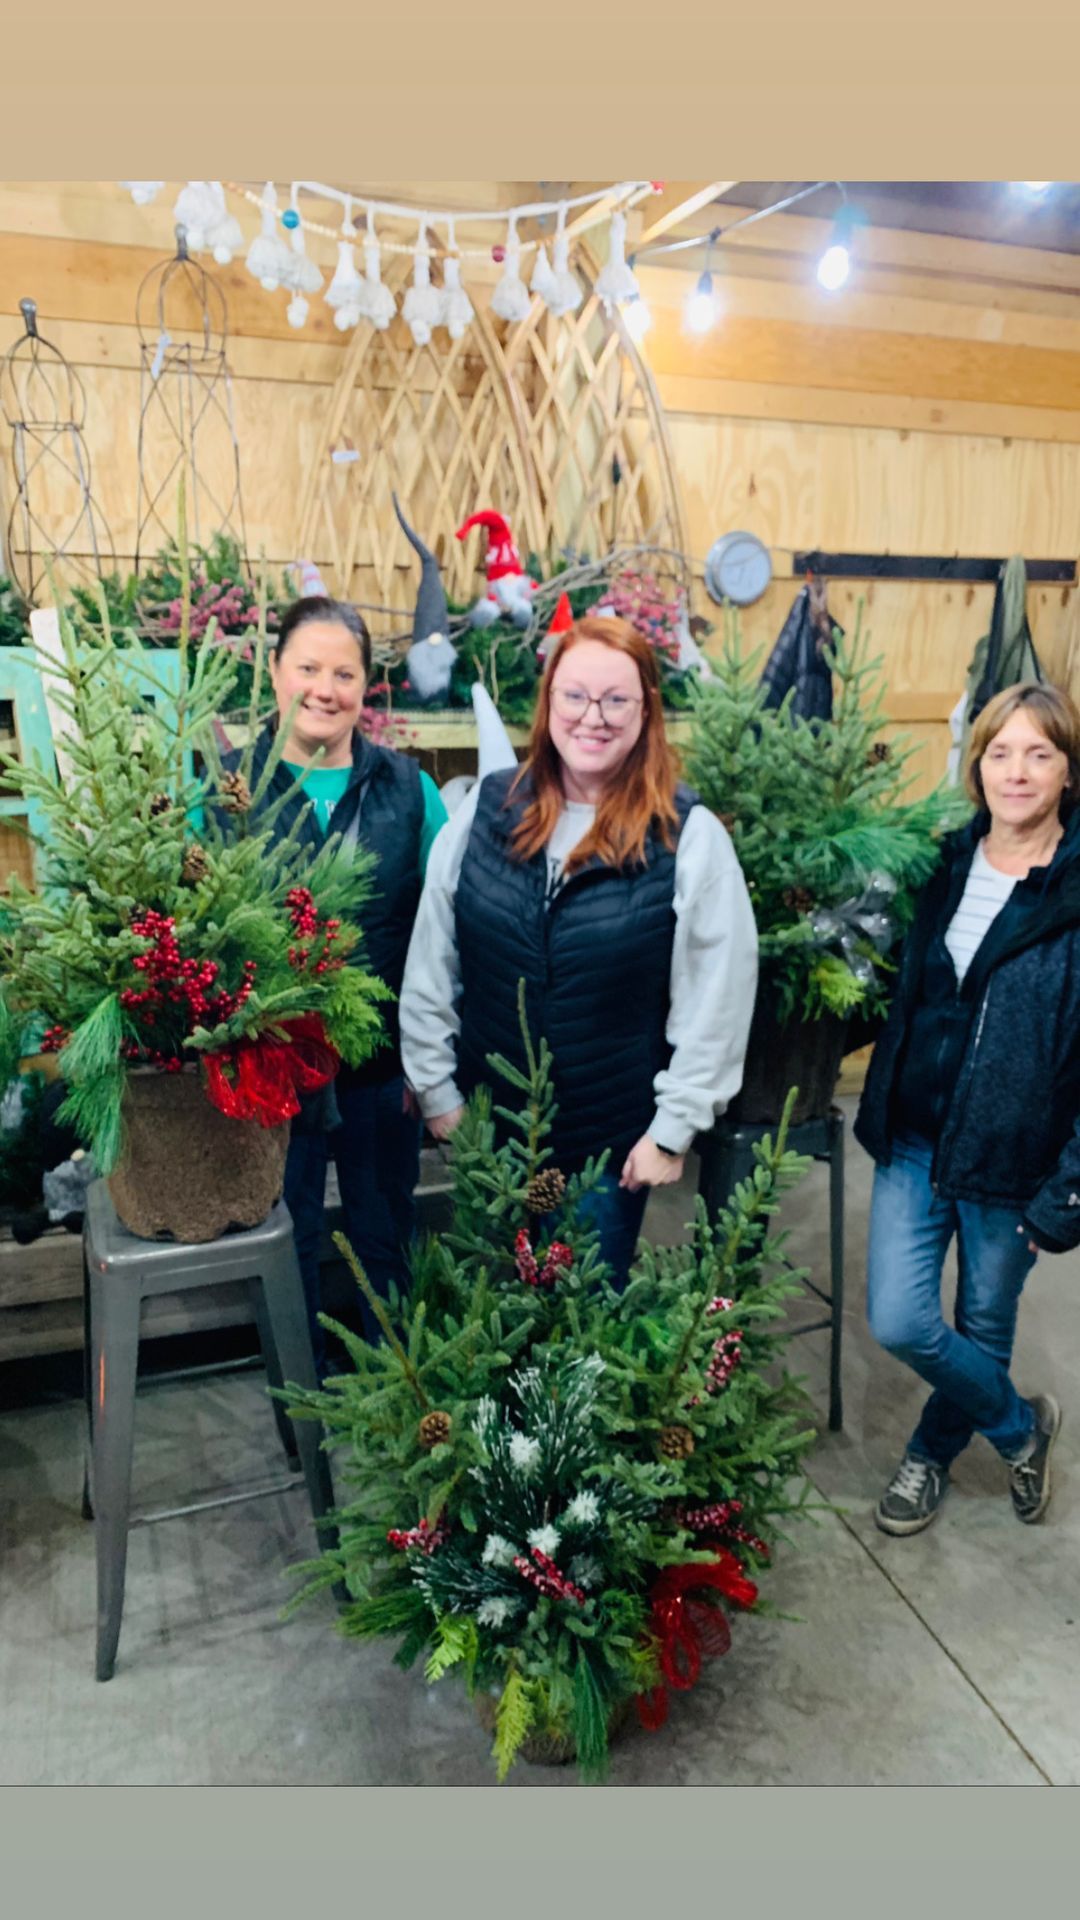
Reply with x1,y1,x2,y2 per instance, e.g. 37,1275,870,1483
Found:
3,181,1080,793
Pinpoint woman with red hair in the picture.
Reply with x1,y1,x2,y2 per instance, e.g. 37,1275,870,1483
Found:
400,616,758,1281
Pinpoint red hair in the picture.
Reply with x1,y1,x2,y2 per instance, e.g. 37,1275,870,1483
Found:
509,615,679,871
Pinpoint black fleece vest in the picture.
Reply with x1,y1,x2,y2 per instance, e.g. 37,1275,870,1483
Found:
454,769,697,1172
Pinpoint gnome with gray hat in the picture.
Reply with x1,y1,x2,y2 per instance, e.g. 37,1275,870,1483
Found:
393,493,458,705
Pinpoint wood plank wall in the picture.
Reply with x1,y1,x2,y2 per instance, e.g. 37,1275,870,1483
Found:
3,181,1080,794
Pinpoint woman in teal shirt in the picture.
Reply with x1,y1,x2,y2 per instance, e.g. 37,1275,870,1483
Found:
224,595,446,1367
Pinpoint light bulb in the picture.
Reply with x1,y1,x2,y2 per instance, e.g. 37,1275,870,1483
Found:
685,271,718,334
623,296,652,342
817,242,850,291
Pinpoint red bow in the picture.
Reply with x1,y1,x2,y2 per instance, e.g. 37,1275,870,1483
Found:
636,1552,758,1731
203,1014,340,1128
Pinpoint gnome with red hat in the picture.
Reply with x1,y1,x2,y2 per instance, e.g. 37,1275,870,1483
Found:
456,509,537,630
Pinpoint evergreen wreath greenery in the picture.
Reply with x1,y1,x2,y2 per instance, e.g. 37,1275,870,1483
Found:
684,608,968,1024
283,986,816,1783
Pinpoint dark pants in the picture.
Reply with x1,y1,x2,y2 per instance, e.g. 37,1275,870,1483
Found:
573,1171,650,1289
284,1073,421,1372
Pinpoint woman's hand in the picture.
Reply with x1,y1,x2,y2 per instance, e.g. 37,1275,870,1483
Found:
427,1105,465,1143
620,1135,685,1192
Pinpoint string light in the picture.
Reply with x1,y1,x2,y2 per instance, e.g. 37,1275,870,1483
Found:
685,270,719,333
817,200,858,291
684,230,721,334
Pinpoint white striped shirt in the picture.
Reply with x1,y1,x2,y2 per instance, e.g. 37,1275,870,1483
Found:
944,841,1017,984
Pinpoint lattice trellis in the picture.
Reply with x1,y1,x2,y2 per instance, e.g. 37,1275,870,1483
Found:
296,240,685,619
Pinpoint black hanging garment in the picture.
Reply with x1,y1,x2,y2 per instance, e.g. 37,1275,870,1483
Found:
758,578,841,723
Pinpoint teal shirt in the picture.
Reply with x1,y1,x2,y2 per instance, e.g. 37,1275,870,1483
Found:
285,762,448,879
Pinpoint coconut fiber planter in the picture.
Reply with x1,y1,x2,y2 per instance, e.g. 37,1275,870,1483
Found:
730,996,849,1129
107,1068,288,1243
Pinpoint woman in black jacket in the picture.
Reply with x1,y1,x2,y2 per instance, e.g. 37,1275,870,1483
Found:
221,596,447,1371
855,682,1080,1536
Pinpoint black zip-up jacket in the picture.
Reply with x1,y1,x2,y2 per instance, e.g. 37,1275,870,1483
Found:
854,805,1080,1252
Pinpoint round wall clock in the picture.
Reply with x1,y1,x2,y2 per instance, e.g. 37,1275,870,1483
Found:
704,531,773,607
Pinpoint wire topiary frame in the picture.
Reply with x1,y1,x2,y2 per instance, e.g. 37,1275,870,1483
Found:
1,298,116,606
134,227,249,574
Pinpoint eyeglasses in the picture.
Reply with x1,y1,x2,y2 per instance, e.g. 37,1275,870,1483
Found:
550,686,643,727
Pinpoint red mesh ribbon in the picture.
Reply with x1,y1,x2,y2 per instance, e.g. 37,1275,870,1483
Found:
203,1014,340,1128
636,1552,759,1732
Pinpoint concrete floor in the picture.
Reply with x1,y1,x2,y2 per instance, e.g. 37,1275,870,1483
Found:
2,1096,1077,1786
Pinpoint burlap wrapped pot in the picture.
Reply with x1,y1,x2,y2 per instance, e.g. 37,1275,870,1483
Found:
107,1066,288,1243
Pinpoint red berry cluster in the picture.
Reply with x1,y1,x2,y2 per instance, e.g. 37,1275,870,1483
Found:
285,887,345,976
40,1024,70,1054
513,1546,585,1605
386,1510,450,1556
704,1295,743,1395
514,1229,573,1290
118,910,258,1063
672,1497,770,1560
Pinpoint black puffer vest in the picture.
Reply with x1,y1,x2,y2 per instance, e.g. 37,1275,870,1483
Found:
454,768,698,1173
221,726,424,1087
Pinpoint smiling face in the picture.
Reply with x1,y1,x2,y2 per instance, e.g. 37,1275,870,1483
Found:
269,620,367,766
547,638,645,792
979,708,1071,833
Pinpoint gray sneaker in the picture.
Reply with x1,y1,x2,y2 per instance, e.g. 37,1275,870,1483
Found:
1009,1394,1061,1524
875,1453,949,1536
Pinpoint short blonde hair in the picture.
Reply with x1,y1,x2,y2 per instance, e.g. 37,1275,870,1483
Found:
965,681,1080,808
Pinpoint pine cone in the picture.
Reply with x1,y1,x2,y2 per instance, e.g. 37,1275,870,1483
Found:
418,1410,452,1450
149,793,171,817
220,770,252,813
525,1167,567,1215
181,842,209,885
717,812,736,834
868,741,891,764
782,885,815,915
659,1424,696,1461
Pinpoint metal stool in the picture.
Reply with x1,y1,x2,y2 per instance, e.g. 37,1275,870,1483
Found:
697,1106,845,1432
82,1182,337,1682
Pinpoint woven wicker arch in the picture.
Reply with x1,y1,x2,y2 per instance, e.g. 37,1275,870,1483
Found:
295,239,685,624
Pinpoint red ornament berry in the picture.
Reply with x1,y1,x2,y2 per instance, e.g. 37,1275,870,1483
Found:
492,243,506,264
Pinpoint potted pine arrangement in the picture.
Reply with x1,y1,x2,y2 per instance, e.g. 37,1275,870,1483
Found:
684,612,965,1124
283,992,815,1782
0,521,389,1242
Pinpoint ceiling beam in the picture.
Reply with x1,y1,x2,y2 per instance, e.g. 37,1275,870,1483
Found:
636,182,738,248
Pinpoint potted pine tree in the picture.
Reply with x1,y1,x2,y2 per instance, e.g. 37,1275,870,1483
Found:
684,613,965,1125
282,993,815,1782
0,531,389,1243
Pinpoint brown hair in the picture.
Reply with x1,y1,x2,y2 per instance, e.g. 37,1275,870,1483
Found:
965,681,1080,808
509,615,679,871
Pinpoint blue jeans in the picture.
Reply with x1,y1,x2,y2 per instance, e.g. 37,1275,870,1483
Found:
285,1073,421,1371
573,1172,650,1289
867,1134,1037,1468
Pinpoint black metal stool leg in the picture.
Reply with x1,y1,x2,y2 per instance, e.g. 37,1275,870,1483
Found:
828,1111,845,1432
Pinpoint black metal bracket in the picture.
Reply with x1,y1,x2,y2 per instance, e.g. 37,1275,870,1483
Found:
793,551,1077,585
